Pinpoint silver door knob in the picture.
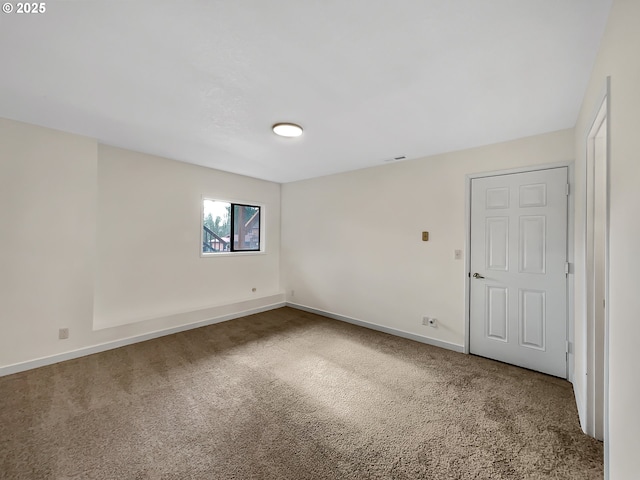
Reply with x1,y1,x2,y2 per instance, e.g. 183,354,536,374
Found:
473,273,485,279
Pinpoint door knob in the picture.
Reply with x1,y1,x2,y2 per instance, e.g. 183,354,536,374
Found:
473,273,485,279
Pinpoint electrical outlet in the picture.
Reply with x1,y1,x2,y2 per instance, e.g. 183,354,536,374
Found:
58,328,69,340
422,316,430,326
454,249,462,260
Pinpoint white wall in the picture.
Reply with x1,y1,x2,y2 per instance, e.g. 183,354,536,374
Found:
573,0,640,476
0,118,97,368
282,129,574,349
0,119,283,372
95,145,281,328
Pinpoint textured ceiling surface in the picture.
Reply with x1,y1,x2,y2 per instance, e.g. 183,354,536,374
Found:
0,1,611,183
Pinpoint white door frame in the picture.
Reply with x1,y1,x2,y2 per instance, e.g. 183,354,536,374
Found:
583,77,610,460
464,162,575,381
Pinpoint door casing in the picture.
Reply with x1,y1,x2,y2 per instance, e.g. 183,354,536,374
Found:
583,78,610,455
464,162,575,381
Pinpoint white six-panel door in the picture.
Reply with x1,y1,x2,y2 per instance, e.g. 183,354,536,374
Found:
470,167,568,378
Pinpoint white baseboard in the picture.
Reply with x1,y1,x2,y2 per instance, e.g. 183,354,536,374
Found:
287,302,465,353
573,381,588,434
0,301,285,377
1,300,465,377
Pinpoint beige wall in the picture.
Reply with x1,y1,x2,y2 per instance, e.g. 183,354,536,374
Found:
0,119,283,371
0,118,97,367
281,129,574,349
95,145,281,328
573,0,640,476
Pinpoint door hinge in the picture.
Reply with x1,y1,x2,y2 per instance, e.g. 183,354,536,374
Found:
565,184,570,195
564,262,570,275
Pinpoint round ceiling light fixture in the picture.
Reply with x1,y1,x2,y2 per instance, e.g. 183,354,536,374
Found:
272,123,303,138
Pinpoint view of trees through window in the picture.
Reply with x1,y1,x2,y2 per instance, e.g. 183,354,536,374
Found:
202,199,261,253
203,203,230,238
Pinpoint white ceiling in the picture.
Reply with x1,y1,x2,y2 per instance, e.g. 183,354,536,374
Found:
0,1,611,183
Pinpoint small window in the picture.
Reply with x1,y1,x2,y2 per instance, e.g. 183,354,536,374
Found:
202,199,262,254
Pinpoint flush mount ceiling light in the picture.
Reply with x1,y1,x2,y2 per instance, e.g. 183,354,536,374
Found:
272,123,303,138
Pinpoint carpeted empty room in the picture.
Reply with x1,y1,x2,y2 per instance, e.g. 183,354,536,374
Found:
0,307,602,479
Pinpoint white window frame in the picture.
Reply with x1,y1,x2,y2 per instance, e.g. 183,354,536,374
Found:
200,196,266,257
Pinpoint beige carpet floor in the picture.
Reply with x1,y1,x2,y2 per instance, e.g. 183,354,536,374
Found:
0,307,602,479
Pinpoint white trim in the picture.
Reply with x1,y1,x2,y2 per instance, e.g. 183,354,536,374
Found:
200,196,266,257
567,161,576,383
93,294,285,330
582,77,610,474
463,175,472,354
287,302,465,353
604,77,611,480
467,161,574,179
464,162,574,379
0,301,286,378
574,381,587,432
200,251,267,258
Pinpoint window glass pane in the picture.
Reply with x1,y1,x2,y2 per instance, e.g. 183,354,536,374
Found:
202,200,230,253
233,204,260,251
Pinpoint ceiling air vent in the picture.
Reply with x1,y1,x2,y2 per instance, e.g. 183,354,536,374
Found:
384,155,406,162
